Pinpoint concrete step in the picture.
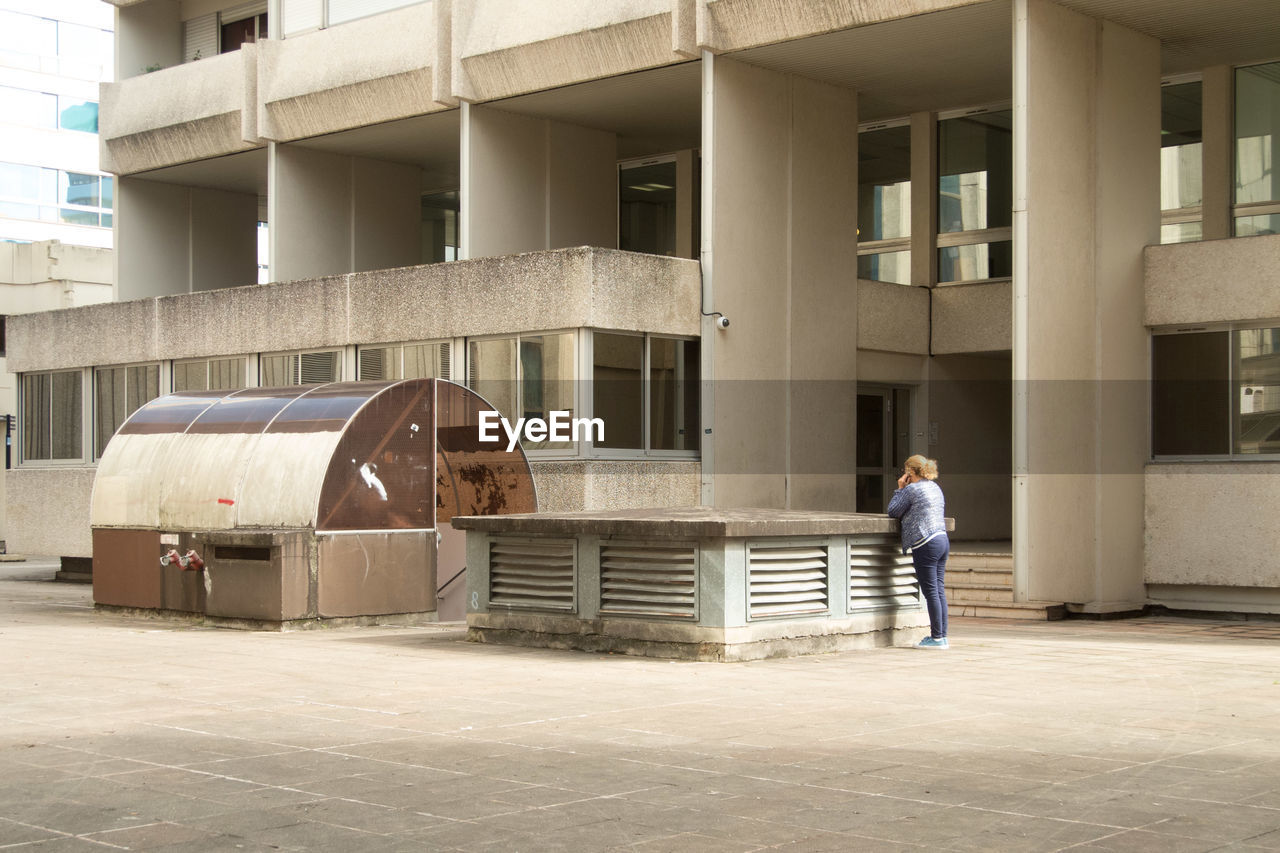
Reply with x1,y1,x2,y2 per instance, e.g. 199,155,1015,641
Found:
949,599,1067,621
946,568,1013,587
949,552,1014,571
945,583,1014,603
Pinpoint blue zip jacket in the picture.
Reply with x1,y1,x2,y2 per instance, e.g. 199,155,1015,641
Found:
886,479,946,554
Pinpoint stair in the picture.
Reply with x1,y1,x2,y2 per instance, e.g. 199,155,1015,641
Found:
946,549,1065,620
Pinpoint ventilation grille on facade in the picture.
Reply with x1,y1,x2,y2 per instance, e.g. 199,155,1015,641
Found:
489,537,575,611
849,537,921,610
747,542,829,619
599,542,697,619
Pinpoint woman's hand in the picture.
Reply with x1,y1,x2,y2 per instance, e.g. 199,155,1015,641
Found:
897,472,910,490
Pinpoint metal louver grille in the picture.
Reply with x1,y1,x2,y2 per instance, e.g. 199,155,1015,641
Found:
489,537,576,611
849,536,921,610
748,542,829,619
599,542,697,619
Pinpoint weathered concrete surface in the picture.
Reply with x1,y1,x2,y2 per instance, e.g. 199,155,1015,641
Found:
530,460,702,512
857,279,929,354
932,281,1012,354
1145,233,1280,327
6,468,95,558
4,565,1280,850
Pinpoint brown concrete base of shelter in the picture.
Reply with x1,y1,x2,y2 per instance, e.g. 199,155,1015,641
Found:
94,603,440,632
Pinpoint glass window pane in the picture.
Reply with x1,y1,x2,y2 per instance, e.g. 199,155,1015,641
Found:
1235,62,1280,206
0,201,38,220
1161,82,1202,212
59,208,99,226
858,125,911,241
403,342,449,379
101,176,113,208
1152,332,1229,456
359,346,398,381
94,367,126,458
61,171,100,207
938,110,1012,233
1161,221,1202,244
1235,327,1280,455
298,351,338,384
58,99,98,133
22,373,51,461
173,361,207,392
0,162,40,200
649,338,699,451
521,334,574,450
260,354,294,386
0,86,57,128
619,160,678,257
1235,213,1280,237
210,357,245,390
51,370,82,459
421,191,458,264
857,250,911,285
938,240,1012,283
0,12,57,58
593,333,643,450
468,337,517,423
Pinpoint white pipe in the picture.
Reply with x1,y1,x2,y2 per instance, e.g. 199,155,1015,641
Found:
699,49,715,507
1011,0,1030,603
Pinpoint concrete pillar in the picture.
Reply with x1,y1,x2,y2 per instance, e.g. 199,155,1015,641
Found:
1201,65,1234,241
1012,0,1158,611
117,178,256,300
271,144,420,282
704,56,858,510
463,106,616,260
909,111,937,289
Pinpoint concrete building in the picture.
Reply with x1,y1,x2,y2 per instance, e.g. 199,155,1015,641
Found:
6,0,1280,616
1,0,116,553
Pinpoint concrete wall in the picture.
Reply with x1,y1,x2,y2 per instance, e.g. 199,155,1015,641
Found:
1146,464,1280,593
116,178,258,300
465,106,617,260
706,57,858,510
271,146,421,282
857,281,928,355
1016,0,1157,611
116,0,181,81
932,282,1011,354
6,468,95,558
1145,234,1280,327
531,461,702,512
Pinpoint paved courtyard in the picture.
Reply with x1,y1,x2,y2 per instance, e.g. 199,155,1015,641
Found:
2,560,1279,852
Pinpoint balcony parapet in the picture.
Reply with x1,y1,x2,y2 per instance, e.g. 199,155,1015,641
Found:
1145,233,1280,327
453,0,694,103
8,247,701,373
259,3,447,142
99,44,260,174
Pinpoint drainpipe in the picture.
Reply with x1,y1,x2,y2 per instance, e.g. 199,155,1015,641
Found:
1011,0,1030,603
698,49,716,507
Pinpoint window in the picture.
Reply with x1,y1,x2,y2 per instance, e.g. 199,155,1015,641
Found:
173,357,247,392
857,123,912,284
281,0,426,37
467,333,575,451
358,341,451,381
21,370,82,462
1235,62,1280,237
937,109,1012,283
1152,325,1280,458
0,87,56,129
0,12,57,61
59,99,98,133
421,191,458,263
0,163,112,227
221,12,267,54
94,365,160,458
619,157,678,257
1161,80,1203,244
260,350,341,386
593,332,699,453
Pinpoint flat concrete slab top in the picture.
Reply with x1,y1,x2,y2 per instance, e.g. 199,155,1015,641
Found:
454,506,947,537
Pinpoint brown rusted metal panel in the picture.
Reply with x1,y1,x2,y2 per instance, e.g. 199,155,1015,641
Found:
92,528,163,609
435,380,537,523
316,531,434,618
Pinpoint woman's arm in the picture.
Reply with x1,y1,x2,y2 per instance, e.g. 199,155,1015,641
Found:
886,484,912,518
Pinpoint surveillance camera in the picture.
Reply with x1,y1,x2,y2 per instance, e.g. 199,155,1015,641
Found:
715,315,730,330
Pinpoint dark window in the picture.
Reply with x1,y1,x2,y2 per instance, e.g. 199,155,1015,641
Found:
1152,332,1230,456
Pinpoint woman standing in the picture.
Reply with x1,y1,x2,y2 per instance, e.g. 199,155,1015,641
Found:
886,454,949,649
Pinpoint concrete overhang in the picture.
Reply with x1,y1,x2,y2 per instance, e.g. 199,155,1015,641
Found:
258,3,450,142
283,111,461,192
931,281,1012,354
7,247,701,373
100,45,261,174
453,0,694,103
1145,234,1280,328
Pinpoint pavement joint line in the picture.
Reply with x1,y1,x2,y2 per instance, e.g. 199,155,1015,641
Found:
288,699,404,716
0,817,131,850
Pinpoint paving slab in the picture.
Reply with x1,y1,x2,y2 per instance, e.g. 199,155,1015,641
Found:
2,562,1280,852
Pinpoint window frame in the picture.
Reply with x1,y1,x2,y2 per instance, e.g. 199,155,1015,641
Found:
1150,321,1280,462
1232,59,1280,235
92,362,164,460
258,347,345,387
18,368,88,467
856,118,914,285
356,339,454,382
935,103,1014,286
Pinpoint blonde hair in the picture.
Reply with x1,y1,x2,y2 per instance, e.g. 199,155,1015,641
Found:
905,454,939,481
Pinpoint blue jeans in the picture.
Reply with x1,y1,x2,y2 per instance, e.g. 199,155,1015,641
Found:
911,534,949,639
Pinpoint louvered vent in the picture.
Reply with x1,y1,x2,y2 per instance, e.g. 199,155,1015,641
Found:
299,351,338,385
747,541,829,619
489,537,576,611
849,536,921,611
599,542,697,619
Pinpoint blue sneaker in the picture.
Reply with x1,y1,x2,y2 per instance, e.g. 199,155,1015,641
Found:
917,636,948,649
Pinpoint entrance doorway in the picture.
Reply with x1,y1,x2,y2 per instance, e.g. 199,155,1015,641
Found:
856,386,912,512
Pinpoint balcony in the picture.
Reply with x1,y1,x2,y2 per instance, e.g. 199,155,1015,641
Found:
257,3,446,142
1145,232,1280,327
99,45,260,174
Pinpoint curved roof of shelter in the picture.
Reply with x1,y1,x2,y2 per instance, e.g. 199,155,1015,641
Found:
90,379,536,533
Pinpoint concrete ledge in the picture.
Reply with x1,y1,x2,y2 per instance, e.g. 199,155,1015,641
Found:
453,506,916,537
1145,234,1280,327
932,281,1012,354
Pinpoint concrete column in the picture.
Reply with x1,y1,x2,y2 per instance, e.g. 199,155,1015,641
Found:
464,105,616,260
272,145,421,281
117,178,256,299
1201,65,1234,241
909,111,937,288
704,56,858,510
1012,0,1158,612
